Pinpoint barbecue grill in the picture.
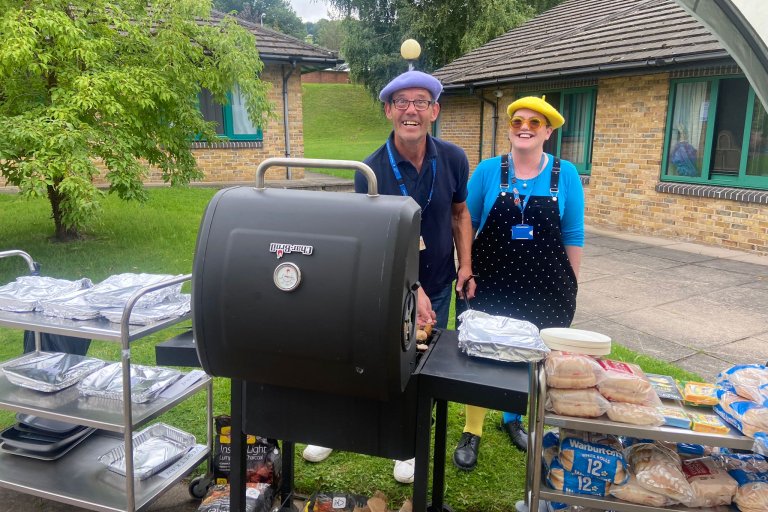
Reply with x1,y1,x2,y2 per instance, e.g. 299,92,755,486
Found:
193,158,425,458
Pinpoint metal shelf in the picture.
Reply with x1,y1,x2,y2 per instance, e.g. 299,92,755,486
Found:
0,431,209,512
0,309,191,343
0,361,210,432
539,488,738,512
544,412,754,451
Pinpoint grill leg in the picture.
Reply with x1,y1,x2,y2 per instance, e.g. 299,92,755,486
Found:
413,389,433,511
280,440,295,509
428,399,451,512
230,379,248,512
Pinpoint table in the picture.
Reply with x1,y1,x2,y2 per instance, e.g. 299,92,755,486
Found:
413,330,532,512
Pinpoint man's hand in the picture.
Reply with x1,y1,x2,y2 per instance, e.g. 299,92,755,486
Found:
417,287,436,326
456,267,476,299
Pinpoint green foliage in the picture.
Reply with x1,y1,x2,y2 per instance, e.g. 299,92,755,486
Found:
314,18,344,54
214,0,307,39
0,0,272,239
330,0,535,99
302,83,391,178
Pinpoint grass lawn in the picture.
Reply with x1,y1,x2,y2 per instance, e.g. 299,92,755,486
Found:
302,83,392,178
0,189,702,511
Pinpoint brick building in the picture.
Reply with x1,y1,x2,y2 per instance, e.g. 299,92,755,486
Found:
433,0,768,255
169,12,341,183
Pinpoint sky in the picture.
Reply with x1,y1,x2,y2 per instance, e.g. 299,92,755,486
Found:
288,0,335,22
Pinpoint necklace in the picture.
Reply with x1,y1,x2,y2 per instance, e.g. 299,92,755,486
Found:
511,154,547,188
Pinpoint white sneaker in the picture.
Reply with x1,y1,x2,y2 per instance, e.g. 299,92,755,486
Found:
302,445,333,462
393,458,415,484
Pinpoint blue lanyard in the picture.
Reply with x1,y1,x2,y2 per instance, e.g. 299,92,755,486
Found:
508,153,545,223
386,140,436,213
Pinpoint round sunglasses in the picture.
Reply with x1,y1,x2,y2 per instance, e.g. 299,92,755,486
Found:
509,116,548,130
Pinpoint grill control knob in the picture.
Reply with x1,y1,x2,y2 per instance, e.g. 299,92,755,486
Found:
273,262,301,292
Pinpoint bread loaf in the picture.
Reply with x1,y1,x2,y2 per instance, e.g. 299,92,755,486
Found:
627,442,695,504
682,457,737,508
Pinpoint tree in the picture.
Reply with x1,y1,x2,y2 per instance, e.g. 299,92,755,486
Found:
329,0,536,99
214,0,307,40
314,19,344,54
0,0,272,240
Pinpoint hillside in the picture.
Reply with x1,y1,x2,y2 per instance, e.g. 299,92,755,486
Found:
302,83,391,179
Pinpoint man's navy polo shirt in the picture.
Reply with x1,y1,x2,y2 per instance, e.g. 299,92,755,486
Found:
355,133,469,297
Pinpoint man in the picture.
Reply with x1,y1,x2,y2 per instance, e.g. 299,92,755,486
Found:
302,70,476,484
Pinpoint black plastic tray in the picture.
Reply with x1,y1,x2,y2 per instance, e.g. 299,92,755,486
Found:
15,413,81,435
0,424,92,453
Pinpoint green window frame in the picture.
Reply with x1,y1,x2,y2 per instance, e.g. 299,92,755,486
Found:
661,75,768,190
523,87,597,174
197,85,263,142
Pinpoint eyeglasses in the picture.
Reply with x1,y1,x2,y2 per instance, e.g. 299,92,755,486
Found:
509,116,547,130
392,98,433,111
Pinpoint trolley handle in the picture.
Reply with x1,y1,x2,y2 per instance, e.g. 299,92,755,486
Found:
254,157,378,197
0,250,39,275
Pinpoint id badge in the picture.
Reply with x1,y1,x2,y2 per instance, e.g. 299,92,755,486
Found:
419,236,427,251
511,224,534,240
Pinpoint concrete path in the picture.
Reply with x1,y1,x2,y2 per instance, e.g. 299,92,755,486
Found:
0,173,766,511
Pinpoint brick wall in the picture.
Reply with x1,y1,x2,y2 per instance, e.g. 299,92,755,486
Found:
437,74,768,255
302,70,349,84
589,74,768,255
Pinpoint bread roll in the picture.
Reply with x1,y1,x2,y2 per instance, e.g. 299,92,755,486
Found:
610,474,676,507
596,359,659,405
545,388,610,418
558,437,628,485
545,352,602,389
607,402,664,426
682,457,737,508
627,443,695,504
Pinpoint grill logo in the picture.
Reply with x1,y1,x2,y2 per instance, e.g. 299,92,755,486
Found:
270,243,314,259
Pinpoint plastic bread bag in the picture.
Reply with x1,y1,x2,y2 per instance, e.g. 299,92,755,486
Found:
715,452,768,473
717,364,768,406
558,436,629,485
559,429,623,452
197,483,273,512
595,359,661,406
713,403,761,438
610,473,678,507
625,442,695,504
726,467,768,512
681,457,738,507
606,402,664,426
545,388,610,418
544,352,604,389
546,457,612,497
456,310,549,363
717,388,768,431
542,430,560,469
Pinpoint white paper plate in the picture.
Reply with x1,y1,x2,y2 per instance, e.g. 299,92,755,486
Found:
539,328,611,355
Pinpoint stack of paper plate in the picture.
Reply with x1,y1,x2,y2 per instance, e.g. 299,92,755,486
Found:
540,328,611,355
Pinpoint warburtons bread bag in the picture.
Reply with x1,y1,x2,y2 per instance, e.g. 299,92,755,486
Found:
546,458,612,497
558,436,628,485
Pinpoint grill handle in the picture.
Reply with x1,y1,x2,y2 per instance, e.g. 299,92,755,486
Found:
254,157,378,196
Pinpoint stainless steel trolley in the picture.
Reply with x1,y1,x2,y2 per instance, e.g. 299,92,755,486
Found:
0,249,213,512
524,362,755,512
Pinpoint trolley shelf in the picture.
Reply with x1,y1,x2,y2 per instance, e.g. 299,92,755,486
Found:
539,488,738,512
0,367,211,433
544,412,755,451
0,431,209,512
0,309,191,343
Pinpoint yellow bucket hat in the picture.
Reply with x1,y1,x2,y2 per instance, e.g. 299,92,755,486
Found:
506,95,565,129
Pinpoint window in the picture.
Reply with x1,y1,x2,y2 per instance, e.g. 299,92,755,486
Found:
197,84,263,141
537,88,596,174
662,76,768,189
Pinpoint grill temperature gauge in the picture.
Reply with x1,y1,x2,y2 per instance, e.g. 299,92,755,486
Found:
273,262,301,292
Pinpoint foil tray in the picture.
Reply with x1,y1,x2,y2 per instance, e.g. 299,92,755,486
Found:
2,352,106,393
98,423,195,480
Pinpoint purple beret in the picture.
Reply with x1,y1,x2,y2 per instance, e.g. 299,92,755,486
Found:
379,71,443,102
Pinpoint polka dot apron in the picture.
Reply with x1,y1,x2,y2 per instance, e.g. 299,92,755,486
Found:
463,155,577,330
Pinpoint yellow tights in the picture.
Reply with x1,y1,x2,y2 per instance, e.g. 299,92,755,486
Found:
463,404,488,436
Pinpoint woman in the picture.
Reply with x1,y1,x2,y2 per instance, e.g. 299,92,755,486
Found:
452,96,584,471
